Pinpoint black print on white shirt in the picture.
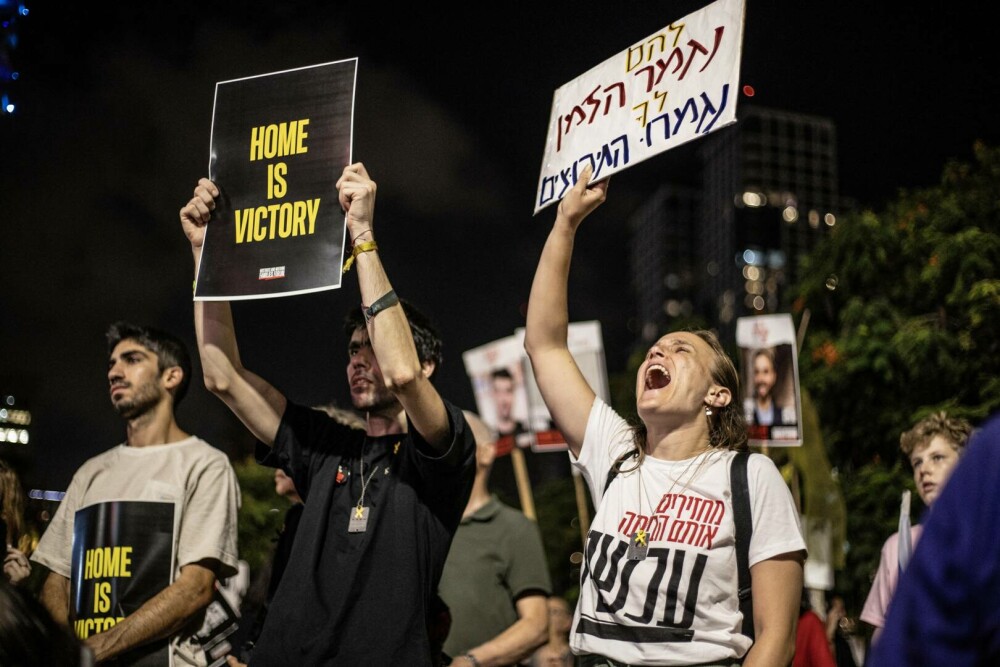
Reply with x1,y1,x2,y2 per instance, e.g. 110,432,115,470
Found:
578,529,707,643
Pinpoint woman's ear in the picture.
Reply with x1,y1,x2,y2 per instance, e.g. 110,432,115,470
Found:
706,386,731,408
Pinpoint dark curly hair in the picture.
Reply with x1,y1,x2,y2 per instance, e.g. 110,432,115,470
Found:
343,298,443,372
0,579,85,666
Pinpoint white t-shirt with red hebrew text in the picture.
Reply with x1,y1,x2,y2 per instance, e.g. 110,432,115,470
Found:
570,398,806,665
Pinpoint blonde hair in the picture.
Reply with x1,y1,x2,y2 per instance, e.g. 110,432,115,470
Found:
899,411,972,457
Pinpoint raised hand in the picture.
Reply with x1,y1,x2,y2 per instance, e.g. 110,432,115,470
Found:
335,163,376,242
179,178,220,251
556,163,608,231
3,545,31,585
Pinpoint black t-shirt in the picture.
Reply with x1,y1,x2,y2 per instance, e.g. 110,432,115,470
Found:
249,399,476,666
267,501,304,602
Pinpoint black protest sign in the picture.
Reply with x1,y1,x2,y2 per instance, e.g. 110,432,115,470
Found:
71,501,175,666
196,59,356,300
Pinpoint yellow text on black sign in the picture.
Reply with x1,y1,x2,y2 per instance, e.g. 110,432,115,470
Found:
236,118,323,245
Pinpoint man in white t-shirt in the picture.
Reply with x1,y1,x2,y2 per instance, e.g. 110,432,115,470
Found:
32,321,241,666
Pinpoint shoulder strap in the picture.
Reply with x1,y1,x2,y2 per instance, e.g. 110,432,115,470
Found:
730,450,754,641
604,448,639,494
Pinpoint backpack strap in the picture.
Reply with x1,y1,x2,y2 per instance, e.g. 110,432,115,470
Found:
730,450,754,641
604,448,639,494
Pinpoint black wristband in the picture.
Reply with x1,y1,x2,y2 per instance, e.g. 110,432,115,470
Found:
363,289,399,324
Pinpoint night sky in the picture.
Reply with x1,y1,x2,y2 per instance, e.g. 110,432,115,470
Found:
3,2,999,491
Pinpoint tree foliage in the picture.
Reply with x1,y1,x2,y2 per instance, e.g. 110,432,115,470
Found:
534,477,591,604
790,141,1000,609
233,456,289,575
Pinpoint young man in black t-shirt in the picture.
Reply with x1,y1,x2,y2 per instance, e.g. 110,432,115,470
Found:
180,163,476,666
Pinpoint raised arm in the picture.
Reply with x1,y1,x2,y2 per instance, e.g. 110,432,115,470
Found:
180,179,286,445
336,164,451,450
524,165,608,457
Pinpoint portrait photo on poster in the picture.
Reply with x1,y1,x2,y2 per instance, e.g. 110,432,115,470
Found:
736,314,802,446
461,336,532,457
487,363,532,455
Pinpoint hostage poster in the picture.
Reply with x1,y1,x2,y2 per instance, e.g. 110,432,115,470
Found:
195,58,356,300
514,321,611,452
736,314,803,447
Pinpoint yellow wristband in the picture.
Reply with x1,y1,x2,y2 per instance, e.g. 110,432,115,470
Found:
342,240,378,273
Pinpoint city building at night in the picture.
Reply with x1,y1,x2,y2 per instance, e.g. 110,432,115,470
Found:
630,105,850,342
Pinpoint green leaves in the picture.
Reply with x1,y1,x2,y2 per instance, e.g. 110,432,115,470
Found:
790,143,1000,613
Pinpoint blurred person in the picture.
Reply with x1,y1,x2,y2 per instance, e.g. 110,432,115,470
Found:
531,596,574,667
793,589,835,667
869,412,1000,666
30,321,241,665
428,592,453,667
439,411,550,666
0,578,92,666
313,401,367,431
860,412,972,643
263,468,304,608
237,468,305,663
1,458,33,586
824,595,859,667
181,164,476,666
524,165,806,665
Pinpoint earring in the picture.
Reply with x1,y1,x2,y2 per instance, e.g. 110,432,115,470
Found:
705,405,713,416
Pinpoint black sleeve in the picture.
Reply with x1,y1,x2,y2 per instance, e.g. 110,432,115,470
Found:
256,401,363,501
404,399,477,527
406,399,476,472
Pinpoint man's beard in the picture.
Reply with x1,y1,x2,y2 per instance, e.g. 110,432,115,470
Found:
112,381,161,420
351,385,399,414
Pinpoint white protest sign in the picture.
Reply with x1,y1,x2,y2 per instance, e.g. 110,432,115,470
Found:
515,321,610,452
534,0,745,214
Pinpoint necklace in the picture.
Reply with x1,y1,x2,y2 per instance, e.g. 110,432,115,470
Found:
662,447,713,495
347,440,401,533
629,446,713,561
348,441,378,533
